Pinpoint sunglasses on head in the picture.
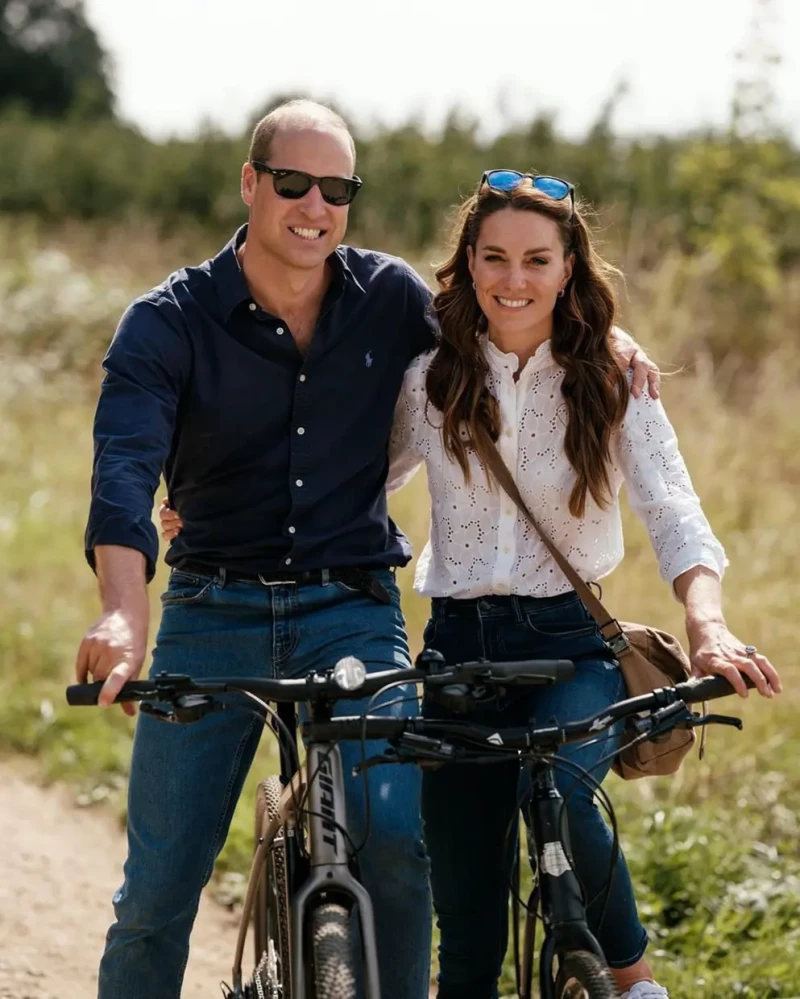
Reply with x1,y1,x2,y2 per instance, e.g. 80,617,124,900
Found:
480,169,575,212
251,161,363,206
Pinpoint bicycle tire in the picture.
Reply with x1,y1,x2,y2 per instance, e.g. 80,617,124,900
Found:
310,903,357,999
554,950,619,999
253,776,291,996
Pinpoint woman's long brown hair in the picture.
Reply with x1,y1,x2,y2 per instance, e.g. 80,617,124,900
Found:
425,184,628,517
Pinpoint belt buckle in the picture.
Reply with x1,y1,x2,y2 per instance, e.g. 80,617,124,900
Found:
257,573,299,586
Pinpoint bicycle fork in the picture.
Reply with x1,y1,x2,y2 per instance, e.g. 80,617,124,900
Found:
524,765,606,999
291,742,381,998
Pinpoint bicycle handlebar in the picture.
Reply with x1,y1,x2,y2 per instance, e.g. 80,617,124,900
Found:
303,673,753,749
65,663,751,753
64,658,575,708
65,669,427,707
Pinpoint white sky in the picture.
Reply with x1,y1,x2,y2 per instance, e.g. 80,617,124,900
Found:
85,0,800,141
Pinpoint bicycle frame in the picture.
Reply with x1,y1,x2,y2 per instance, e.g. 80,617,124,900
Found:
518,760,606,999
231,701,381,999
291,739,381,997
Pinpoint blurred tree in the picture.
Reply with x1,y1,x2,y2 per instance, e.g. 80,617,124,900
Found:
666,0,800,359
0,0,113,118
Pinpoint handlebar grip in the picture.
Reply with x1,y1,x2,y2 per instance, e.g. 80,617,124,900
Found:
65,680,157,706
66,682,105,706
673,673,755,704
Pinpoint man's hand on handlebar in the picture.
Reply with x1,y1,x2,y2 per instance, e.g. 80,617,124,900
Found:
75,604,148,717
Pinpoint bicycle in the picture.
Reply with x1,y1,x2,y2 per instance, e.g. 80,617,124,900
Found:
66,655,745,999
296,653,746,999
67,659,415,998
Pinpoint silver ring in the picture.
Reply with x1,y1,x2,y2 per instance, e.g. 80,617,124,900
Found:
744,645,757,656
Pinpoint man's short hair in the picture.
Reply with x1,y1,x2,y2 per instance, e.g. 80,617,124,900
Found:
248,99,356,167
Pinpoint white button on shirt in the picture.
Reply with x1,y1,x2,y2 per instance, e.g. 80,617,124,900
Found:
388,335,727,599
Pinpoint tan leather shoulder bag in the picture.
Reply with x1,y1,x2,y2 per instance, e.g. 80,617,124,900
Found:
483,439,695,780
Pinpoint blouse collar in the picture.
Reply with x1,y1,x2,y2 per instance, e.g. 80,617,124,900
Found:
482,335,555,379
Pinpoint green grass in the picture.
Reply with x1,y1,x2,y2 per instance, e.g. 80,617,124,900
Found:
2,236,800,995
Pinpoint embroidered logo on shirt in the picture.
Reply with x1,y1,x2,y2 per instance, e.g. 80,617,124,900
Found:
365,350,374,368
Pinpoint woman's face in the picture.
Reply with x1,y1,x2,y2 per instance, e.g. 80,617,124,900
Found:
467,207,573,341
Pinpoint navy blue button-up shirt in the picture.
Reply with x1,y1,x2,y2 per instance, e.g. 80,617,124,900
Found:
85,226,436,581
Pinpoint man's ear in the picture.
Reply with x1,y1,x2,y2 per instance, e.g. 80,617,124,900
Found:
241,162,257,207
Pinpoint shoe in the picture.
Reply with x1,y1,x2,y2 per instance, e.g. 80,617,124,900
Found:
620,983,669,999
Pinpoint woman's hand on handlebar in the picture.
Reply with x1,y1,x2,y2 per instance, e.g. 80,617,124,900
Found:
687,621,781,699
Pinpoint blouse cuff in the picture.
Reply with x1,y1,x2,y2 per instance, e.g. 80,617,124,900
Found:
665,550,729,598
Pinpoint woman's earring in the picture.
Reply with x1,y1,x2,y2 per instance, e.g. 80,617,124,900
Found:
472,281,477,290
558,288,565,298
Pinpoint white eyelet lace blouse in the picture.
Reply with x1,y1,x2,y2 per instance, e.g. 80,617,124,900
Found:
388,336,727,599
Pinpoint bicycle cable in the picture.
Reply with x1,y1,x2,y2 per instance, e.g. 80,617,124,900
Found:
541,710,696,930
351,679,424,855
552,752,620,933
233,676,418,863
293,742,362,859
238,691,301,776
236,691,308,858
497,749,618,919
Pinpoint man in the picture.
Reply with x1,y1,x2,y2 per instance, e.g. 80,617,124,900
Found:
77,99,659,999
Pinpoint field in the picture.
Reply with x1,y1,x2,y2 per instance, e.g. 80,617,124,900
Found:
1,218,799,996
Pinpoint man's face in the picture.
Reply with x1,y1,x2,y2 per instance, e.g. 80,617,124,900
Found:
242,126,355,271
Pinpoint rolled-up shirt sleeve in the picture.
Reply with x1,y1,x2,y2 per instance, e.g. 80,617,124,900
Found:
616,389,728,587
85,297,191,581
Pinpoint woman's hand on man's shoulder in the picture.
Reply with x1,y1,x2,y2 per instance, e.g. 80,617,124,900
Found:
610,327,660,400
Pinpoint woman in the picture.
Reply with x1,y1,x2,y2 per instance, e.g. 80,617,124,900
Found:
384,170,779,999
161,171,780,998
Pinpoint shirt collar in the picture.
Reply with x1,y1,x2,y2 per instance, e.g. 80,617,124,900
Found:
211,225,251,321
211,225,366,321
332,246,366,294
482,335,554,378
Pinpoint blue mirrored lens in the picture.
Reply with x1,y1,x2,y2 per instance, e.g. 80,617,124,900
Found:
534,176,570,200
485,170,524,192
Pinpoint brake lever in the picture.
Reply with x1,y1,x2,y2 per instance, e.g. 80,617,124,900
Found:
140,701,177,723
397,732,457,761
690,712,743,731
630,700,693,735
141,693,224,725
352,733,457,775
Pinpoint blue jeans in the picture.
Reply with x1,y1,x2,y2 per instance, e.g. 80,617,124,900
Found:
420,592,649,999
99,567,431,999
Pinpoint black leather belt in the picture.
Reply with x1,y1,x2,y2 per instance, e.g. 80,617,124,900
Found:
177,560,392,605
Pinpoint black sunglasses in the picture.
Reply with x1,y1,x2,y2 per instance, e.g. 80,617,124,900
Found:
480,169,575,214
251,161,362,206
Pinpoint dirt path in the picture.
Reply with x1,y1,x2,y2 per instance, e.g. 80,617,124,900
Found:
0,760,239,999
